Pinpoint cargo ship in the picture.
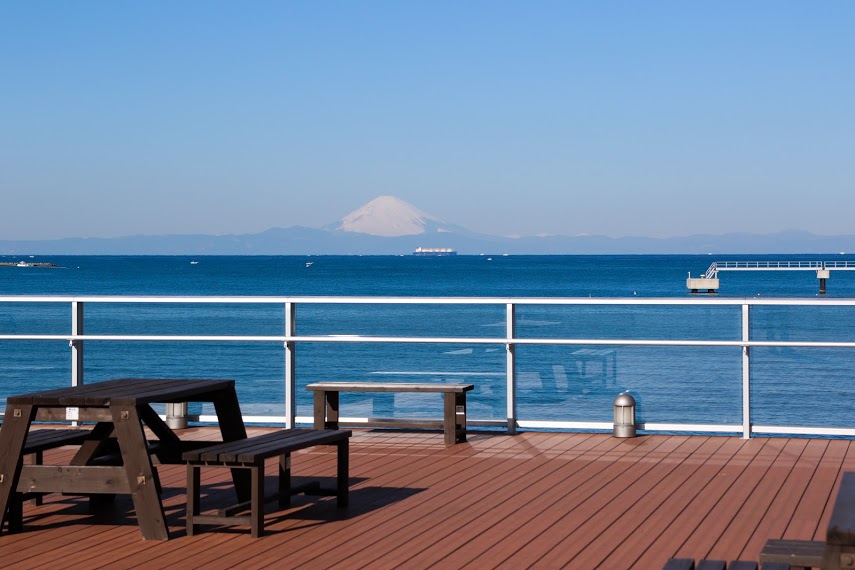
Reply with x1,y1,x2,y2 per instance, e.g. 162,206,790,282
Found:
413,247,457,257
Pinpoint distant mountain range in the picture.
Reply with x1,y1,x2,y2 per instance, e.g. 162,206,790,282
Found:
2,196,854,255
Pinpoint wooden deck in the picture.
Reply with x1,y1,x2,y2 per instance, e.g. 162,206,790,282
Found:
1,426,853,569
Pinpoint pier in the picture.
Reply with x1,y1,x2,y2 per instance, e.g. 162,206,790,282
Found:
687,260,855,294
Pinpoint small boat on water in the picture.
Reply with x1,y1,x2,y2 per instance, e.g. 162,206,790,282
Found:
306,261,314,267
190,261,199,265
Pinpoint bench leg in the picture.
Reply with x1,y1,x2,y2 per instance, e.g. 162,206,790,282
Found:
443,392,467,445
314,391,340,430
250,464,264,538
32,452,43,506
279,454,291,509
443,392,455,445
186,464,200,537
337,439,349,508
456,391,467,444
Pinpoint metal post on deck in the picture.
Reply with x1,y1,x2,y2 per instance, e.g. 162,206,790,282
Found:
284,302,296,429
742,304,751,439
506,303,517,434
70,301,84,427
71,301,84,388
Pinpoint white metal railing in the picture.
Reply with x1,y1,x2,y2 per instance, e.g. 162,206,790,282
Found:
2,295,855,439
704,262,718,279
701,260,855,282
707,260,855,274
716,261,824,270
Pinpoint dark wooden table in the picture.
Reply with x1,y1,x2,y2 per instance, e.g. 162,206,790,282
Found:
0,378,248,540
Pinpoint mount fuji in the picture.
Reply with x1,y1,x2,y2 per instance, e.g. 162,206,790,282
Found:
326,195,456,237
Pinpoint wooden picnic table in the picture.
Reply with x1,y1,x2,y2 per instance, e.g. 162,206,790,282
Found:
0,378,248,540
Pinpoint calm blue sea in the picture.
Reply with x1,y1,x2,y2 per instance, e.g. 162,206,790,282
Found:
2,254,855,433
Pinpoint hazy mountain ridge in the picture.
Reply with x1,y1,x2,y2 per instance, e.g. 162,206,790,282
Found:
1,198,854,255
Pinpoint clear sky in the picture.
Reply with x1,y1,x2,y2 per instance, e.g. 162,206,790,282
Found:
2,1,853,240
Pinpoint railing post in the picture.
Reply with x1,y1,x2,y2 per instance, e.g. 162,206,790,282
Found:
70,300,84,427
71,301,83,388
506,303,517,434
742,303,751,439
284,302,296,429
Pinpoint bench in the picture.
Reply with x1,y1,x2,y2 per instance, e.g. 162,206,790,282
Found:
759,471,855,570
1,426,91,531
663,561,789,569
306,382,474,446
182,428,350,538
760,539,823,569
0,424,91,465
13,427,92,464
19,428,93,503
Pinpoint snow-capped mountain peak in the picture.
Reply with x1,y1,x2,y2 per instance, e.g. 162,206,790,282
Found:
333,196,446,237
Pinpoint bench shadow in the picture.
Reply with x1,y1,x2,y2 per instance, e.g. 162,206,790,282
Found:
16,476,424,537
258,485,425,535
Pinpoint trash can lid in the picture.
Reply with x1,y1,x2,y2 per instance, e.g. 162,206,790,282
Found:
613,392,635,406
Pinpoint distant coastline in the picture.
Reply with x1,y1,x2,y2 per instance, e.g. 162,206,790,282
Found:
2,228,855,256
0,261,58,268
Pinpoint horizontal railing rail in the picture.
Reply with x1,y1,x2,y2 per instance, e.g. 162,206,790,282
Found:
2,295,855,439
715,261,825,270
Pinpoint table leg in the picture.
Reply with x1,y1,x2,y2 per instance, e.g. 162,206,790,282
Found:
0,403,34,535
111,404,169,540
70,422,117,465
212,385,251,503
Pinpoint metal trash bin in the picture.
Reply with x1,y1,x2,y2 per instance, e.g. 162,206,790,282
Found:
613,392,636,438
166,402,188,429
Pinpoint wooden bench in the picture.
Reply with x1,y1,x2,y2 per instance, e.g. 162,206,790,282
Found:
12,427,92,464
663,560,789,569
1,426,91,531
306,382,474,446
182,428,350,538
760,539,823,569
759,471,855,570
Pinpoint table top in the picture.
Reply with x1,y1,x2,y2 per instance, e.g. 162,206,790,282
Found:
7,377,236,407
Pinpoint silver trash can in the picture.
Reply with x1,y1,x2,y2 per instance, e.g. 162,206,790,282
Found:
166,402,189,429
613,392,636,438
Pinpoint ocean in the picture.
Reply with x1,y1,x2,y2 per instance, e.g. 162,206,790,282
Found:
2,254,855,433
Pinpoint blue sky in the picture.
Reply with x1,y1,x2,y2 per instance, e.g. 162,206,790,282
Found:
2,1,853,240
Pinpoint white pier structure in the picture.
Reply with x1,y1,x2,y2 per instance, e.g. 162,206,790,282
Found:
688,260,855,294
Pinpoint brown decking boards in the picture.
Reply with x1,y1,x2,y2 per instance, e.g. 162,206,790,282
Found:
1,428,853,569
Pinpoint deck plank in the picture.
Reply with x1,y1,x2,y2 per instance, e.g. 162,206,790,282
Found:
2,428,854,570
596,436,740,569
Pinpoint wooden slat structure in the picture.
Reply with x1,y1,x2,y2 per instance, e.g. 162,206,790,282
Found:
1,427,854,569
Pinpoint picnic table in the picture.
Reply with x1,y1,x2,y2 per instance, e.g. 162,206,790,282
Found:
0,378,248,540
